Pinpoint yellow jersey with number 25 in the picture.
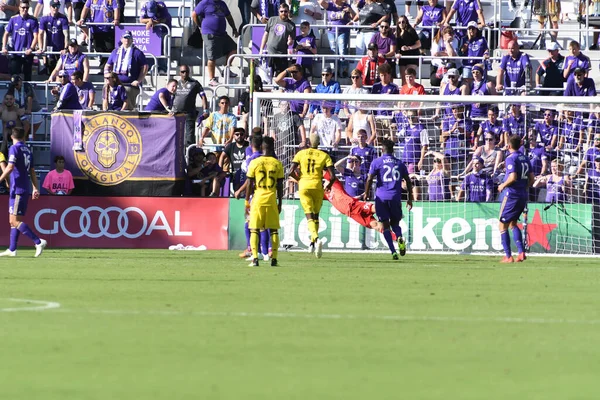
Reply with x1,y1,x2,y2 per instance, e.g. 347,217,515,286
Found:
292,148,333,190
247,156,284,208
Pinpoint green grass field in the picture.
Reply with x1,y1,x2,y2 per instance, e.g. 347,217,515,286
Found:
2,249,600,399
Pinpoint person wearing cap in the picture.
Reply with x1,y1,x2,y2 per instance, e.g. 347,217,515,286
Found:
192,0,239,86
37,0,69,75
34,0,73,22
77,0,121,70
293,21,317,79
441,0,485,44
562,40,590,84
535,41,565,96
435,67,467,120
104,30,148,110
144,78,177,114
2,1,39,81
352,0,391,59
308,66,341,117
273,63,311,147
356,42,386,86
48,38,89,83
140,0,171,74
496,40,531,96
460,21,488,82
259,2,296,79
54,69,82,111
455,156,494,202
564,67,596,98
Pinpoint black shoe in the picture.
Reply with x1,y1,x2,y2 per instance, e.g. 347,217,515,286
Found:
271,258,278,267
248,258,259,267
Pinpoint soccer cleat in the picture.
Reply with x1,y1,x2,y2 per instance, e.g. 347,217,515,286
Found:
500,256,514,263
516,252,527,262
315,238,323,259
397,237,406,257
0,249,16,257
392,252,399,260
270,258,278,267
248,258,259,267
246,253,264,261
34,239,47,258
308,242,315,254
262,254,270,262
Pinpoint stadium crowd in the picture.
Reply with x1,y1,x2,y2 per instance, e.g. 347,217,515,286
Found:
0,0,598,206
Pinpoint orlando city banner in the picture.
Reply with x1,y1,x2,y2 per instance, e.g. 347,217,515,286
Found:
51,111,186,196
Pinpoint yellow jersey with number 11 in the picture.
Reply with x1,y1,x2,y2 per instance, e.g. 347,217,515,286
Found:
247,156,284,207
292,148,333,190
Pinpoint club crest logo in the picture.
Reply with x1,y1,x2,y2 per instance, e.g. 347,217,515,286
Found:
74,113,142,186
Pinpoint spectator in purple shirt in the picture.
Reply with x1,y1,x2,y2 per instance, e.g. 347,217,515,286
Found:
318,0,354,78
414,0,446,50
54,70,82,110
562,40,591,84
140,0,172,74
456,156,494,202
77,0,120,71
496,40,531,96
48,39,89,83
273,63,311,147
71,70,95,109
102,71,128,111
564,67,596,98
38,1,69,75
144,78,177,113
293,21,316,79
192,0,239,86
2,1,39,81
104,30,148,110
442,0,485,44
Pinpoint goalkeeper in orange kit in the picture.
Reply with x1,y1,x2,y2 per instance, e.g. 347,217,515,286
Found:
323,170,379,230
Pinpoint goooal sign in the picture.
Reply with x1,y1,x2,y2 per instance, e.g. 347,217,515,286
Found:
0,197,229,249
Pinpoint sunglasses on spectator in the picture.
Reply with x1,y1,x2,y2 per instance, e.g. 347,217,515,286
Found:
544,113,553,116
485,138,494,141
595,138,600,141
351,75,361,79
180,70,189,73
322,73,331,76
434,159,442,163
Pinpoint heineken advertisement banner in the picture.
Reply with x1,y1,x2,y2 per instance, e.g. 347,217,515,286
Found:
51,112,186,196
228,200,594,254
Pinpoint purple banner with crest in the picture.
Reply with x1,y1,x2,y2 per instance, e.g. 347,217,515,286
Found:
51,111,185,196
115,25,163,55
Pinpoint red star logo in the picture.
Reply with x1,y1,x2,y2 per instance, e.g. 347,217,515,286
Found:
518,209,558,250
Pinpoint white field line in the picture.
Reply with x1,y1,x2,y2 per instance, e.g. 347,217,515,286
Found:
1,298,61,312
44,308,600,326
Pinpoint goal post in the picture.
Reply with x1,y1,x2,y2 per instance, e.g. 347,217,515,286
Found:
251,92,600,256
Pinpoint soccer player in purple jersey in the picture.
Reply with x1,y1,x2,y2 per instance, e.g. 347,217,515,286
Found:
0,128,47,257
497,134,534,263
364,139,413,260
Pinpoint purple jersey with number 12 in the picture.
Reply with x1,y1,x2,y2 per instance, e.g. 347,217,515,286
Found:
8,141,34,196
503,151,531,199
368,154,409,201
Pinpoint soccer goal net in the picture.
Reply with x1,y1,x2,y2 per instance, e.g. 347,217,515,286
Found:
252,92,600,256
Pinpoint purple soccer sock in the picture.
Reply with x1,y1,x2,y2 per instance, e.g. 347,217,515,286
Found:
17,222,40,245
9,227,19,251
383,230,396,254
500,230,512,257
512,227,524,254
391,224,403,240
244,222,250,249
260,230,269,255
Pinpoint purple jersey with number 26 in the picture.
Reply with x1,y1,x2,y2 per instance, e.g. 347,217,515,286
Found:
368,154,409,201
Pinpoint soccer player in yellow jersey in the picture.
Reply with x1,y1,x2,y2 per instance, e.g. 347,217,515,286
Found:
245,136,284,267
289,133,337,258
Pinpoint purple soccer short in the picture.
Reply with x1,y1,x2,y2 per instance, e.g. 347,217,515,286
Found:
375,198,403,224
499,196,527,223
9,193,29,216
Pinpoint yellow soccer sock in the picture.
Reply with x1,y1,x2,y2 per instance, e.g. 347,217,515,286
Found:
270,230,279,259
250,229,259,259
314,219,319,240
307,219,317,242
